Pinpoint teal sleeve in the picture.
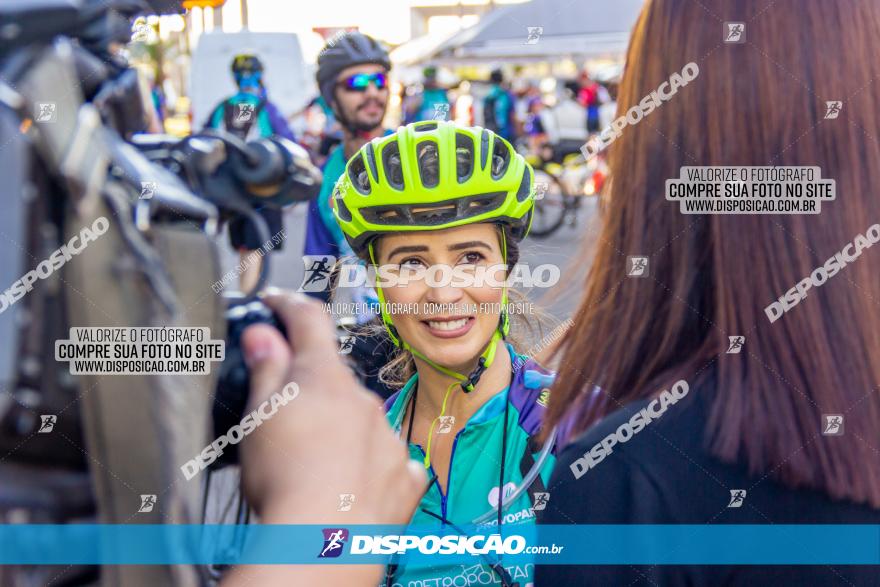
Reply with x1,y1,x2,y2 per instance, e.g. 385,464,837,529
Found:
205,103,224,129
317,148,353,256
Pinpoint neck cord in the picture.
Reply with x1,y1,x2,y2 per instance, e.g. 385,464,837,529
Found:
390,376,515,587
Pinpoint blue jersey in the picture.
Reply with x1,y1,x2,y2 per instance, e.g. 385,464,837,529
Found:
383,344,557,586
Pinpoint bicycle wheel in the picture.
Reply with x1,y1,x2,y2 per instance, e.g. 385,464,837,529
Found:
529,168,569,238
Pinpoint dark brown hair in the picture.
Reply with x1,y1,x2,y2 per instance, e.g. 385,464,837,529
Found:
545,0,880,506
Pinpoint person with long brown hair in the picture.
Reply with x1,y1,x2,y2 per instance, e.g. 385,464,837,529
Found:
537,0,880,584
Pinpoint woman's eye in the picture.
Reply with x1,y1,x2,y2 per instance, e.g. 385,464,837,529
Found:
399,258,424,268
460,252,485,264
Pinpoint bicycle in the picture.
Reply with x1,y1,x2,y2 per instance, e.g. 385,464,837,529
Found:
522,142,607,238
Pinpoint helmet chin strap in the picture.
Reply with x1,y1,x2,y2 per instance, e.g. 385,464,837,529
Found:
367,231,510,394
369,232,510,469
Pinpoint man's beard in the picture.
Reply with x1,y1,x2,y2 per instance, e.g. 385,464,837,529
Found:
343,98,386,133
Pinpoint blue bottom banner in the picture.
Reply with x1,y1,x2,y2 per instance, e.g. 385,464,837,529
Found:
0,524,877,565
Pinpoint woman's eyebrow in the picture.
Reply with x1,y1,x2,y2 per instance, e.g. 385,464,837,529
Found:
447,241,492,251
387,245,429,257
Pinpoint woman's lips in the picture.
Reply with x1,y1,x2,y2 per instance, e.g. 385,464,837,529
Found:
420,316,476,339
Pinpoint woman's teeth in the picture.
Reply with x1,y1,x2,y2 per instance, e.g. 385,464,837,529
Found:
427,318,469,331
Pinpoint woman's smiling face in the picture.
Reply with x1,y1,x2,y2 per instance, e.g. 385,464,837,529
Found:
375,223,506,372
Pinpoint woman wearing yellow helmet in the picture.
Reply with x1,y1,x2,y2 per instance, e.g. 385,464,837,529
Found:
333,121,558,587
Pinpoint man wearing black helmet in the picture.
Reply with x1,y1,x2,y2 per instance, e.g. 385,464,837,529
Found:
304,31,396,397
205,53,296,293
306,32,391,267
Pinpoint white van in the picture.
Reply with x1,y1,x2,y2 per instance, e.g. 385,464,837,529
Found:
189,31,315,130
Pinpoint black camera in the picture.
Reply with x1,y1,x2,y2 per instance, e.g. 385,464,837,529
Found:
0,0,318,517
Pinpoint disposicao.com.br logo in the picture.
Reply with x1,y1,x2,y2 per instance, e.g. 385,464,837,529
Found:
320,530,557,557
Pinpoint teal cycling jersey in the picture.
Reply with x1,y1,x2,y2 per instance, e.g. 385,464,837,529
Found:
317,146,352,256
383,343,556,586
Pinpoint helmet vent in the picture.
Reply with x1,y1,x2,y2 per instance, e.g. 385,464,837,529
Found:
360,192,506,226
455,133,475,183
335,194,353,221
365,142,379,182
381,142,405,190
516,166,531,202
415,122,438,132
348,155,371,195
480,129,490,170
416,141,440,189
491,138,511,179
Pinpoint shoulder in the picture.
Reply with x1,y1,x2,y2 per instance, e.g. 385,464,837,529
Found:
323,145,347,172
507,352,555,436
383,375,417,428
543,386,703,524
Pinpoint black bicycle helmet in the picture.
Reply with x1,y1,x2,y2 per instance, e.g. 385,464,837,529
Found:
231,53,263,75
316,31,391,105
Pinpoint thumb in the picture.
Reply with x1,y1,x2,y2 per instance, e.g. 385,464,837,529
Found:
241,323,292,407
261,291,338,360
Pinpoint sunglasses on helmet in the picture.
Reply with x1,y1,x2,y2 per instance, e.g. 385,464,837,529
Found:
338,72,388,92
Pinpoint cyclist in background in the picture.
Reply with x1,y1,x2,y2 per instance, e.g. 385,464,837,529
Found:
403,66,451,123
307,31,396,397
204,53,295,292
483,69,516,142
332,121,557,587
205,54,295,141
539,81,589,163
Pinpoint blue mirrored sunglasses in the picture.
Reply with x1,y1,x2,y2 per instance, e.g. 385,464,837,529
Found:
339,72,388,92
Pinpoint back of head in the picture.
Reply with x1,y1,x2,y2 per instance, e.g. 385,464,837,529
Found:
490,69,504,85
563,80,580,99
547,0,880,507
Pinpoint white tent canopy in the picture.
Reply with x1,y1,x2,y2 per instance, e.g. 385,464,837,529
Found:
431,0,644,63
